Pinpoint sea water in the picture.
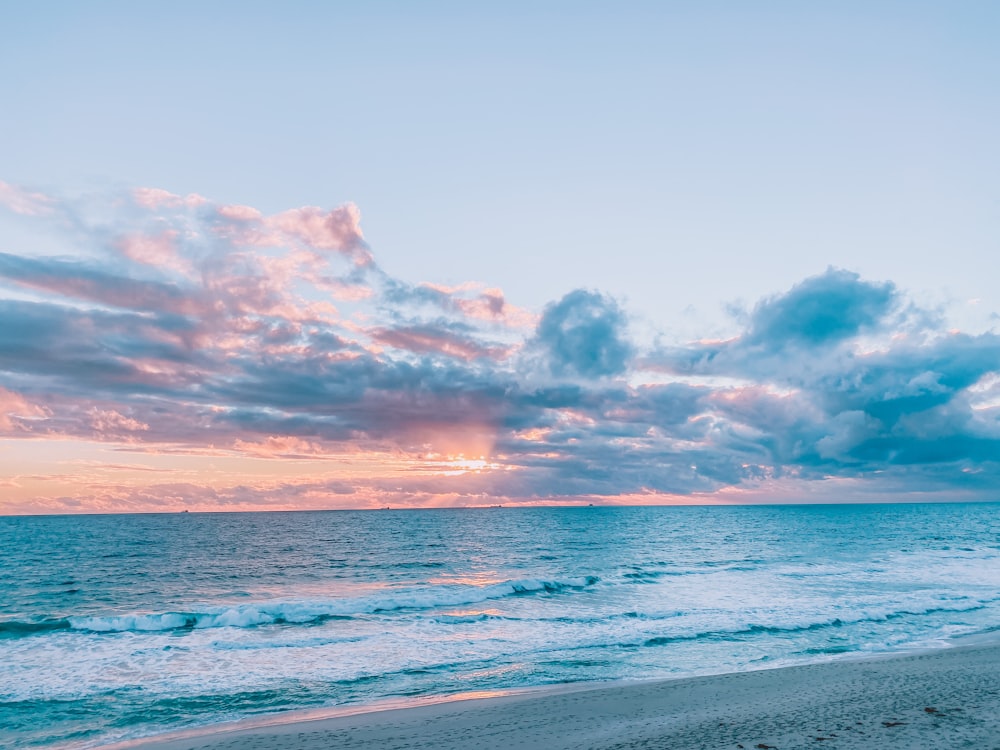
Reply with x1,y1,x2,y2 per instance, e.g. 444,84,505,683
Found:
2,503,999,749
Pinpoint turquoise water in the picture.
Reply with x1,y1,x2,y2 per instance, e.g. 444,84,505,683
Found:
2,503,999,749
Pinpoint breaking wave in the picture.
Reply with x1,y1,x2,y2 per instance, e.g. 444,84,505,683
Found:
2,576,600,638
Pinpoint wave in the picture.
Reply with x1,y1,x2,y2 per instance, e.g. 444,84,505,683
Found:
621,559,764,583
639,602,995,648
0,576,600,638
0,619,71,637
431,613,513,625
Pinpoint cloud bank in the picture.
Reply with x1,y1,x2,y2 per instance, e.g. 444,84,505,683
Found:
1,181,998,512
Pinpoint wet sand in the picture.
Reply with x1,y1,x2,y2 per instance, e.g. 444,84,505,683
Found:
114,642,1000,750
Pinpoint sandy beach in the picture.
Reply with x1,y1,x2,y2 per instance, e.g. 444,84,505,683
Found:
115,641,1000,750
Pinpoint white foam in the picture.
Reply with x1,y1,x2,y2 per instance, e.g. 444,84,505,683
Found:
65,576,600,634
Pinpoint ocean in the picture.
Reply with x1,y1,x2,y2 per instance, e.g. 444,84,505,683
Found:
2,503,999,749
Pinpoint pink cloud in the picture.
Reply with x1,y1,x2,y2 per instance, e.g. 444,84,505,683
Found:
216,203,263,221
181,242,356,328
0,388,50,433
260,248,373,304
0,180,55,216
419,281,537,327
420,281,480,295
455,288,537,328
132,187,207,209
211,202,371,266
116,230,194,276
233,435,327,458
265,204,368,258
315,278,374,301
456,287,506,318
87,408,150,438
372,327,511,361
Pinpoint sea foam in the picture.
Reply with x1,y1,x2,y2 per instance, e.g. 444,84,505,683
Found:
59,576,600,634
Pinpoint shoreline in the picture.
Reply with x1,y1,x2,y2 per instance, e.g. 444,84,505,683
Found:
104,639,1000,750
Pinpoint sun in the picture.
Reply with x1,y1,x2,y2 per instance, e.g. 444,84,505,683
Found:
437,454,500,476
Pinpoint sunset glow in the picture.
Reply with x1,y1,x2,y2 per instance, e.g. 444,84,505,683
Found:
1,183,998,515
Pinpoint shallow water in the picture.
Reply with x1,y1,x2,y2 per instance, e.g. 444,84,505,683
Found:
2,503,999,749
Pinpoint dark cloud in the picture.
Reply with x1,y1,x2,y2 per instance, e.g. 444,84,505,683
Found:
0,299,204,396
0,251,203,315
746,268,897,348
630,269,1000,498
534,289,633,378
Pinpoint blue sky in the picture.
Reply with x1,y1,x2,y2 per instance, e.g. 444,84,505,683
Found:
1,2,999,511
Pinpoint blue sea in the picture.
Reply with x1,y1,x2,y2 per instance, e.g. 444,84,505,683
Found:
2,504,1000,749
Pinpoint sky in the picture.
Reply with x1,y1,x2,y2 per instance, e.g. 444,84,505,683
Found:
1,2,999,513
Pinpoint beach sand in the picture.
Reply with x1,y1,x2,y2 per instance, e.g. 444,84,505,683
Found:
116,642,1000,750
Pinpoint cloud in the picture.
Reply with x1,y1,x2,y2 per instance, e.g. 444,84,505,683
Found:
746,268,897,348
372,322,511,361
651,269,903,378
0,387,50,433
209,201,372,266
417,281,536,327
380,277,534,329
116,230,194,276
533,289,633,378
2,181,999,512
88,408,150,438
132,187,207,209
0,180,55,216
232,435,327,458
0,251,206,316
265,205,370,261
